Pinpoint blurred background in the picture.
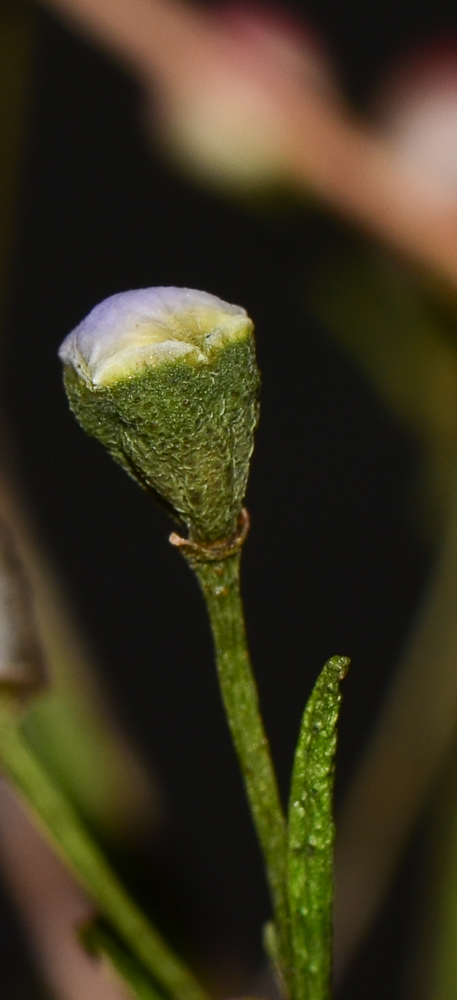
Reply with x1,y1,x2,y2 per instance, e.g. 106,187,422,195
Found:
3,0,457,997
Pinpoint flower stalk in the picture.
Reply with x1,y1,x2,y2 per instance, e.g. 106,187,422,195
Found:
171,519,293,994
58,286,347,1000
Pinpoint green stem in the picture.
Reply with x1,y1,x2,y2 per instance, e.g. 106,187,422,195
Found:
0,696,208,1000
191,552,292,994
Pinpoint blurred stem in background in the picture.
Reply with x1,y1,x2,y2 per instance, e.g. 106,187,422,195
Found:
334,487,457,984
304,233,457,995
0,513,204,1000
0,779,131,1000
0,0,157,845
0,690,207,1000
401,742,457,1000
33,0,457,290
304,238,457,538
0,4,160,996
417,747,457,1000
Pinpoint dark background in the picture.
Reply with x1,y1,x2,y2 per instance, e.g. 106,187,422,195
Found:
0,0,452,995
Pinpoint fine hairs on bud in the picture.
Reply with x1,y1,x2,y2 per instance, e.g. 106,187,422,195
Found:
59,287,260,543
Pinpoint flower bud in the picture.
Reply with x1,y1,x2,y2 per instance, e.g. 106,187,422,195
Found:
59,287,260,542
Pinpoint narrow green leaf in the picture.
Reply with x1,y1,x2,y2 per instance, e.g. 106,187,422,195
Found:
287,656,349,1000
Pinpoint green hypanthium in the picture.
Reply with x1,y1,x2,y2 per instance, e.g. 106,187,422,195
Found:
59,287,260,542
0,287,347,1000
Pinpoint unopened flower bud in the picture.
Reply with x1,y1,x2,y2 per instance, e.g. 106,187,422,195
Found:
59,287,260,542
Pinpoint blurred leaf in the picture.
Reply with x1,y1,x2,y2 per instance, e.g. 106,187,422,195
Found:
82,918,167,1000
305,236,457,535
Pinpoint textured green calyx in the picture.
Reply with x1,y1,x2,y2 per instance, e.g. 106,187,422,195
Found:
59,287,260,542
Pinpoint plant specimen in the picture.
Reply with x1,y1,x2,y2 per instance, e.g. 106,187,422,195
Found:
0,286,348,1000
